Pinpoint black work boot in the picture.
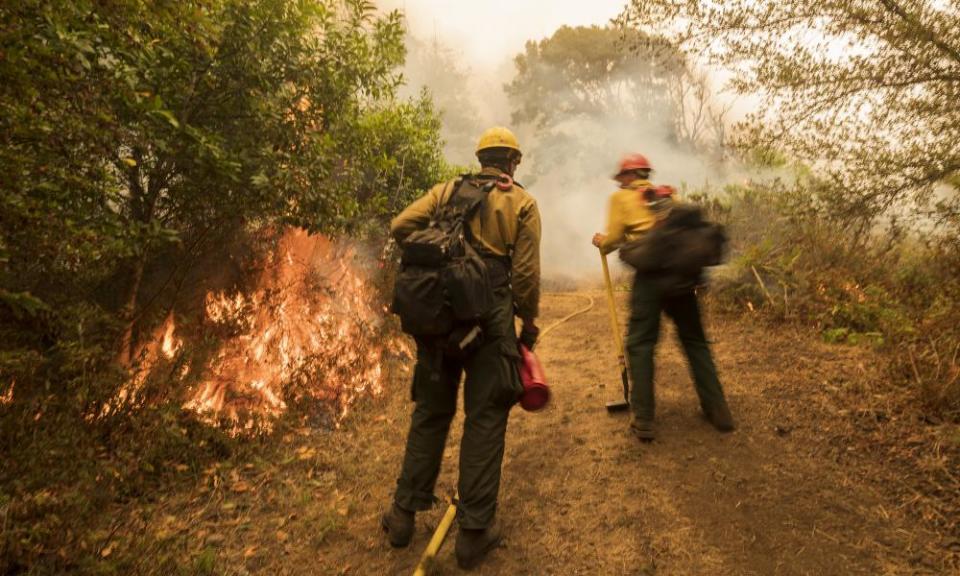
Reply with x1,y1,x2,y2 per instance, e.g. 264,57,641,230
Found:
455,523,502,570
381,503,415,548
629,415,655,441
703,403,736,432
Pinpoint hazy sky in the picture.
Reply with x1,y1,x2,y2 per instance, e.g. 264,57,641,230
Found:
378,0,732,278
381,0,630,70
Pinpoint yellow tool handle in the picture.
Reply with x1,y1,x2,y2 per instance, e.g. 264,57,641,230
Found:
413,500,458,576
600,251,624,355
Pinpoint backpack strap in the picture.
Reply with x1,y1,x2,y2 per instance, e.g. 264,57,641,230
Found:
440,175,494,229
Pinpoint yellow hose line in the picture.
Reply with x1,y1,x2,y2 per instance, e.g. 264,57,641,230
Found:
410,291,596,575
413,498,458,576
539,292,596,341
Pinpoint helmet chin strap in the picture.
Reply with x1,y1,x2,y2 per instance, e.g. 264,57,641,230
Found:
504,154,521,178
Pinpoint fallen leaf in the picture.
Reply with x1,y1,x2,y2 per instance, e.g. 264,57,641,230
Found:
244,546,257,559
101,545,113,558
207,534,226,545
297,447,316,461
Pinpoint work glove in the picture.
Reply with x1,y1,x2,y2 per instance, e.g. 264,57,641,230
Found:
519,322,539,351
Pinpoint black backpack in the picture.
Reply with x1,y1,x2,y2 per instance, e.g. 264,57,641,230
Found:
391,177,497,336
619,204,727,294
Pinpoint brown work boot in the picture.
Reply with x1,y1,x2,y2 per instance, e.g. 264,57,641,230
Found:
629,415,655,441
381,503,415,548
455,523,502,570
703,403,736,432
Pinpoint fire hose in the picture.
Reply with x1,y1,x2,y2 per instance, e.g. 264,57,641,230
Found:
411,292,595,576
539,292,596,340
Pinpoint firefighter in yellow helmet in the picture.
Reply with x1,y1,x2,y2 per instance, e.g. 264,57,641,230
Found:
383,127,541,569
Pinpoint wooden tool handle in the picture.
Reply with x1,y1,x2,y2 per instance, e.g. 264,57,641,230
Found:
600,251,624,354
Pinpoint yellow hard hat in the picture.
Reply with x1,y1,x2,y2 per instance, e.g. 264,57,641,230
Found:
476,127,522,155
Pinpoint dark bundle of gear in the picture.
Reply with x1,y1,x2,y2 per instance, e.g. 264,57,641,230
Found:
618,203,728,295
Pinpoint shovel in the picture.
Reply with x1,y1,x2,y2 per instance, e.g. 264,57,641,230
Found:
600,250,630,413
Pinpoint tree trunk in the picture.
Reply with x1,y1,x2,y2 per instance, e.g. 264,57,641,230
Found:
116,254,146,367
115,149,157,367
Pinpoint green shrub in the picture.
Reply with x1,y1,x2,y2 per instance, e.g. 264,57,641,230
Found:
0,0,451,571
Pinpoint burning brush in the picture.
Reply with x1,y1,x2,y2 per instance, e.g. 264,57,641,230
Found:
133,228,410,432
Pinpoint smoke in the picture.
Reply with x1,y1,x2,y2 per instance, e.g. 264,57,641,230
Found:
379,0,629,70
397,34,511,166
524,115,722,281
391,4,736,281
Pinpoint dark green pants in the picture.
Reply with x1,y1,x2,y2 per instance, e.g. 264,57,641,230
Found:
625,275,728,421
394,287,522,529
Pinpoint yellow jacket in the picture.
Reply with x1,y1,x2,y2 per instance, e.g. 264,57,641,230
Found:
599,179,657,255
391,167,542,321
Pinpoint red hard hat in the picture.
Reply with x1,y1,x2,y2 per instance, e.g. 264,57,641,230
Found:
615,153,652,177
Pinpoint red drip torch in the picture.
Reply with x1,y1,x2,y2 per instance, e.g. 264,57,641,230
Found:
518,344,550,412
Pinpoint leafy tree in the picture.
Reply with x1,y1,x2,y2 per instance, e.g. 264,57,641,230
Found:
1,0,450,569
619,0,960,222
507,25,727,157
0,0,447,420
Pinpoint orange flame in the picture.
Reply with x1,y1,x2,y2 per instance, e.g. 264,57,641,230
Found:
160,314,182,359
132,228,409,431
119,312,183,411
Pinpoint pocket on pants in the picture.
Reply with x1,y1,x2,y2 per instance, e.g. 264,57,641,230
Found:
491,339,524,408
410,340,440,403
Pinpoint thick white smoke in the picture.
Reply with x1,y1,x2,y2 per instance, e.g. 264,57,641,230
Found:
520,115,723,281
393,8,735,281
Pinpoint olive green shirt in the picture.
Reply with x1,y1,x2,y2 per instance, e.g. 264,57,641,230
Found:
390,167,541,321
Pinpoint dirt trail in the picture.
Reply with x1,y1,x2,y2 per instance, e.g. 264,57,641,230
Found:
301,290,946,575
127,291,953,575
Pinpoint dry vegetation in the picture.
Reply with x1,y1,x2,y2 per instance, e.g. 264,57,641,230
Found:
696,180,960,421
25,292,955,575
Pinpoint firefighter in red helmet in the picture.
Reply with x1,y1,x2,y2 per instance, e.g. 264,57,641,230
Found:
593,154,735,441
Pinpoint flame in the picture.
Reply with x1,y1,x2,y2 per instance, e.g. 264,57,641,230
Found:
117,312,183,412
126,228,410,431
161,314,182,359
127,229,409,430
